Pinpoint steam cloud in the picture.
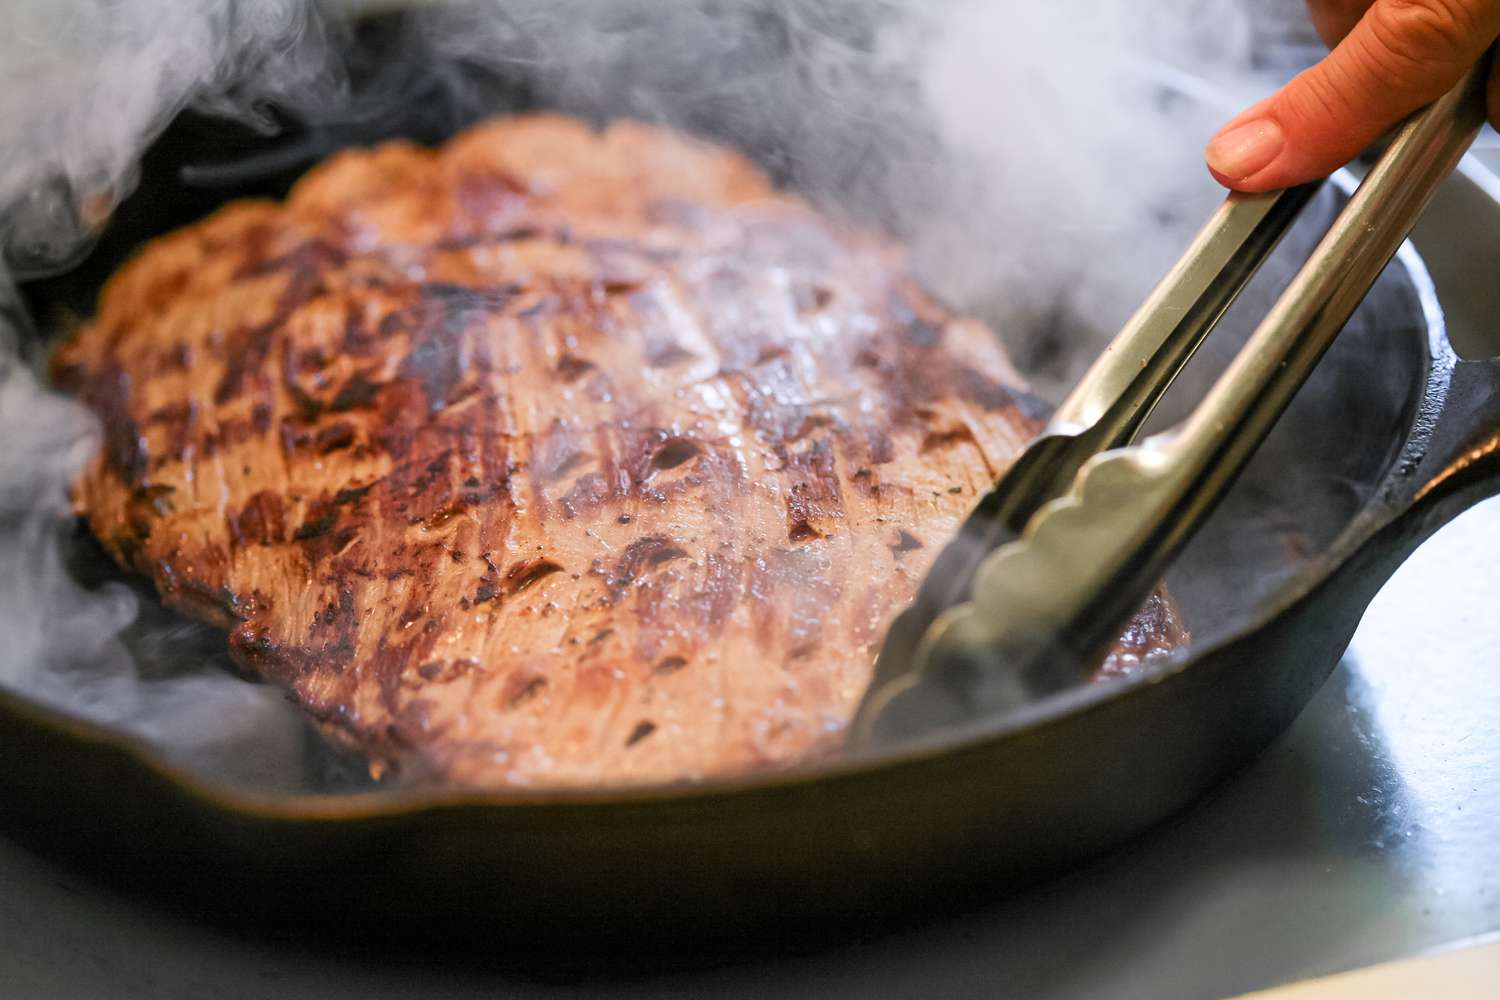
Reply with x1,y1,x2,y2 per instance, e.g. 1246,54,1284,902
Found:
0,0,1283,790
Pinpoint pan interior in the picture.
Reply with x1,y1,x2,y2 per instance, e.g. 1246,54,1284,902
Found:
1151,185,1433,650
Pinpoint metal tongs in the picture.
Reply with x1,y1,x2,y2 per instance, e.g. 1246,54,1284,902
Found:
853,56,1494,748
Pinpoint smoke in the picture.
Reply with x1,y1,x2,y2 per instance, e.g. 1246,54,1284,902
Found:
0,0,1293,790
1,0,343,277
0,0,353,789
396,0,1267,394
914,1,1261,391
0,331,323,790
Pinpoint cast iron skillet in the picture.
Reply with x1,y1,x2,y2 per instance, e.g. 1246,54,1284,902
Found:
4,23,1500,963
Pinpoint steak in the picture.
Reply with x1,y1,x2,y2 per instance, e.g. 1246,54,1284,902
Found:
55,114,1184,787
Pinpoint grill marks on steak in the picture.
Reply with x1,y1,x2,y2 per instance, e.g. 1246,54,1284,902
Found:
57,114,1181,787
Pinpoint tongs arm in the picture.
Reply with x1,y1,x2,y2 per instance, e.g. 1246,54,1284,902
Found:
990,183,1323,538
866,183,1319,697
857,55,1493,747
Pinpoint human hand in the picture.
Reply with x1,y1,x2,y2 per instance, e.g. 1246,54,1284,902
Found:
1205,0,1500,191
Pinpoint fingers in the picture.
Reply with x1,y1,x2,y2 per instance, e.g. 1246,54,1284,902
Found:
1307,1,1500,139
1206,0,1500,191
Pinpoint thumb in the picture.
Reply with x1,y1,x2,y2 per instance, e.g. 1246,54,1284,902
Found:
1206,0,1500,191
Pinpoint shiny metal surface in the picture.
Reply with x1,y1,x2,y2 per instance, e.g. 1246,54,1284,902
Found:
1047,188,1312,440
860,58,1493,745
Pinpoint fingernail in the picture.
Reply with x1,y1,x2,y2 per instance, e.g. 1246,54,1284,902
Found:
1205,119,1285,180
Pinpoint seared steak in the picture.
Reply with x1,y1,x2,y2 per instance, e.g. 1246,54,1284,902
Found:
56,115,1183,787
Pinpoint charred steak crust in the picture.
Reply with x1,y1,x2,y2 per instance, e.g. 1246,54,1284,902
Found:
56,115,1182,787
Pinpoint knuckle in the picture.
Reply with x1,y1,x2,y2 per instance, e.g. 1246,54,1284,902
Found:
1282,60,1367,129
1370,0,1480,65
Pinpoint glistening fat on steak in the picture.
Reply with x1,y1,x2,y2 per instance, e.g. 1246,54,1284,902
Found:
55,114,1185,787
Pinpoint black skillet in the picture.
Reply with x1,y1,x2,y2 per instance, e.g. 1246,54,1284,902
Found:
4,10,1500,962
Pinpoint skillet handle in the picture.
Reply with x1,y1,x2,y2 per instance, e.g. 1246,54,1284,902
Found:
1406,356,1500,521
